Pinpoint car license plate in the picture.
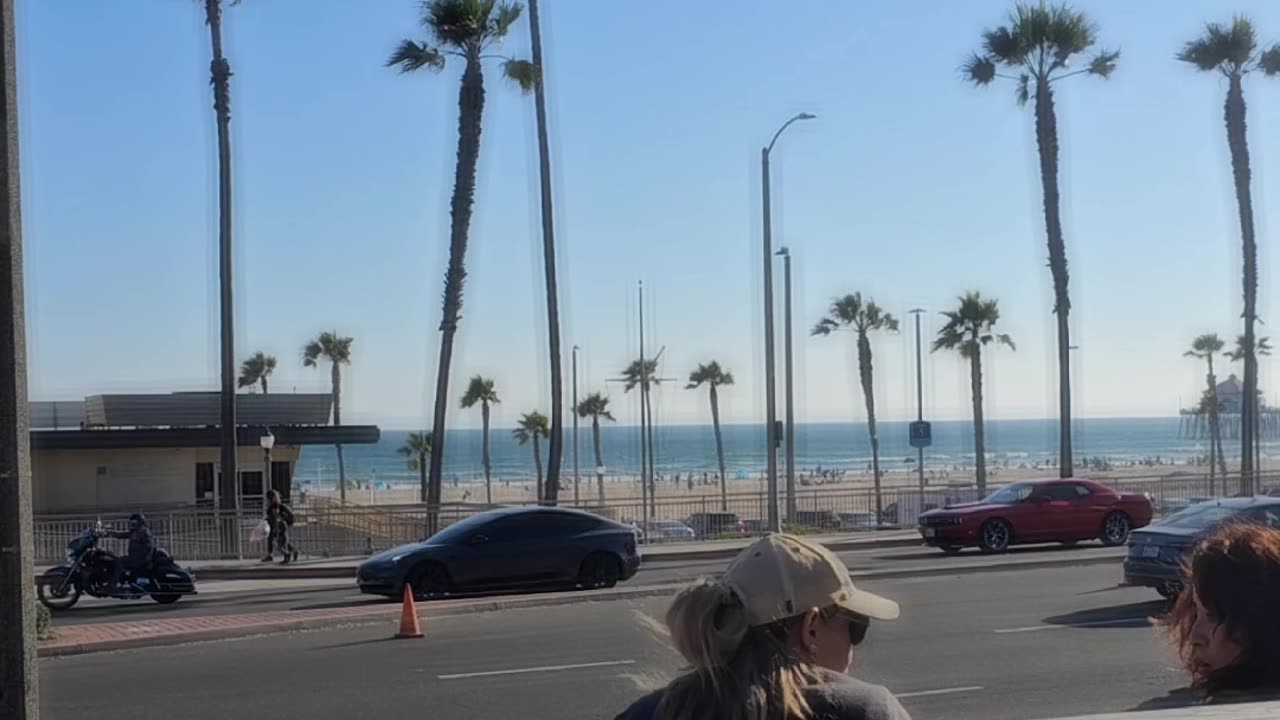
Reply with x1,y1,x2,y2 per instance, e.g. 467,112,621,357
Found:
922,528,936,538
1141,545,1160,558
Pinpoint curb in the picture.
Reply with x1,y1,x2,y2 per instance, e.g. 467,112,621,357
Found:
37,549,1123,658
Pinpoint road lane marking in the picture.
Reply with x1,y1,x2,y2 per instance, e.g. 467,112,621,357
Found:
994,617,1149,633
897,686,984,699
438,659,636,680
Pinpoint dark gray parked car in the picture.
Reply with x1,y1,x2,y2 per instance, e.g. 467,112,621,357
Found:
1124,497,1280,599
357,506,641,600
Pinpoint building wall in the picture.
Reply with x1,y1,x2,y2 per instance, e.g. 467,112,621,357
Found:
32,445,302,514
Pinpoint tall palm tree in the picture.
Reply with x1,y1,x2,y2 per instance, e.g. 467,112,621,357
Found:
1185,334,1229,484
198,0,243,506
237,351,276,394
397,432,434,503
1179,18,1280,493
964,3,1119,479
576,392,615,504
387,0,534,520
812,294,898,520
460,376,500,504
622,357,661,509
1228,333,1273,485
513,411,550,500
686,362,735,511
932,292,1015,493
513,0,564,506
303,332,353,502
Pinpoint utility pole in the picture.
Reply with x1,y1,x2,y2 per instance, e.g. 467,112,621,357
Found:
0,0,38,713
760,112,814,532
776,247,796,525
910,309,926,508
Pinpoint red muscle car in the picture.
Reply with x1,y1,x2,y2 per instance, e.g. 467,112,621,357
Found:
917,478,1153,554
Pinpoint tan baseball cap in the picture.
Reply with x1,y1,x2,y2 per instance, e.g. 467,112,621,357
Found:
722,533,900,626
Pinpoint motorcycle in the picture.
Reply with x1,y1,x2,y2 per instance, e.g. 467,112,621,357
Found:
37,524,197,610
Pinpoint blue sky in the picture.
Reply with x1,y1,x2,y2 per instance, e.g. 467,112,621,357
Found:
16,0,1280,430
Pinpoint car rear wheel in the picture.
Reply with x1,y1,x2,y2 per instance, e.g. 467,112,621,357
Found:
939,545,962,556
407,562,451,601
1101,512,1132,547
578,552,621,589
150,592,181,605
979,520,1012,554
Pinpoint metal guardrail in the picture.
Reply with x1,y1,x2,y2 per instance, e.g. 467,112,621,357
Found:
30,471,1280,563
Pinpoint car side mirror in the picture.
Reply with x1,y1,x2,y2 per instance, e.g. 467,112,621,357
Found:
467,534,489,546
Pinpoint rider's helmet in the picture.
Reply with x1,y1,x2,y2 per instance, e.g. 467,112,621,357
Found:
128,513,146,531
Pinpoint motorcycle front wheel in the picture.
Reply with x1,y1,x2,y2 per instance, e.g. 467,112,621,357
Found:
38,572,82,610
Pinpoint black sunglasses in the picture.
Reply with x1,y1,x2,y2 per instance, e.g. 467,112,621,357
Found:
836,610,871,646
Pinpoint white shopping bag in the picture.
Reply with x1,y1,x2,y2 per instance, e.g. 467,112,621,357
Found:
249,518,271,543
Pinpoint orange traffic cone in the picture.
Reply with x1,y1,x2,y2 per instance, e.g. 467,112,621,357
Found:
395,583,423,639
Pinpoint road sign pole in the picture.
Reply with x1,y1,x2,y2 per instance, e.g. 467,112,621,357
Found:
910,308,927,509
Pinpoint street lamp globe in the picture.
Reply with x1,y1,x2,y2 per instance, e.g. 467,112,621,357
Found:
260,430,275,451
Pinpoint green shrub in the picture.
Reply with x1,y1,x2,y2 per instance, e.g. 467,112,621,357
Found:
34,601,52,640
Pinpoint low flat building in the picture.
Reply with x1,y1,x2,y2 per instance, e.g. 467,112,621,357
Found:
30,392,379,514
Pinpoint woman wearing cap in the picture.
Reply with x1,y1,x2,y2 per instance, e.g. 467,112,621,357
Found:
615,533,910,720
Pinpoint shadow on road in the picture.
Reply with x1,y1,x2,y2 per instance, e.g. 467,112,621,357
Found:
1041,599,1168,629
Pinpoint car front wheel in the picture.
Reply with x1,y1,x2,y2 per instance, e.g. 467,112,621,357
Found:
1101,512,1132,547
979,519,1012,554
407,562,451,601
578,552,621,589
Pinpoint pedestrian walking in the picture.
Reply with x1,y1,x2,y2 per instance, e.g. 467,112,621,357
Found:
262,489,298,564
614,533,910,720
1150,523,1280,706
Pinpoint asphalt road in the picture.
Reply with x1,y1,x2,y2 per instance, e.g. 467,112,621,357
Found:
39,563,1191,720
51,541,1126,626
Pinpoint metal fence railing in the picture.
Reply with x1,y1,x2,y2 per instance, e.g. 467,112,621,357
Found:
30,471,1280,564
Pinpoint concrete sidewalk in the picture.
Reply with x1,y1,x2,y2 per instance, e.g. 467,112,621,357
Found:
85,530,923,581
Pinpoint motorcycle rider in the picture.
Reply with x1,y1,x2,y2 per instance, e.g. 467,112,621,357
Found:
107,512,155,594
262,490,298,564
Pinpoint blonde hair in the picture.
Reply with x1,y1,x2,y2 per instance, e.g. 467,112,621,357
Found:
655,579,825,720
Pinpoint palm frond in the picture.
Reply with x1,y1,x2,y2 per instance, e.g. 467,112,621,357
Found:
1180,18,1257,73
963,53,997,86
1260,44,1280,76
302,340,322,367
489,1,523,38
1016,73,1030,105
1087,49,1119,79
811,318,838,337
502,59,538,93
982,26,1026,66
426,0,488,47
460,375,499,408
386,39,445,73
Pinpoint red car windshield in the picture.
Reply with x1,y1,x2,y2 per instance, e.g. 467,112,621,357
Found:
984,483,1034,505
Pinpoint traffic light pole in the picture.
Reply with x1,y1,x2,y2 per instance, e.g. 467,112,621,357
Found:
0,0,39,714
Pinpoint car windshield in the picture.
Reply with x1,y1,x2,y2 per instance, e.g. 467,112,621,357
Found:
1159,504,1241,529
984,484,1034,504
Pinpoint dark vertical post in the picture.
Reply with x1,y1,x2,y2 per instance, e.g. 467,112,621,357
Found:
911,309,926,506
761,148,779,532
780,250,795,525
572,345,579,506
0,0,38,713
637,282,648,522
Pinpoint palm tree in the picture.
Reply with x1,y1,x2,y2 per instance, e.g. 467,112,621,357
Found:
1228,333,1273,486
303,332,353,502
1179,18,1280,493
514,0,564,506
812,294,898,520
932,292,1015,493
387,0,535,519
576,393,615,504
513,411,550,500
198,0,243,507
686,362,735,511
460,376,500,504
964,3,1118,479
622,357,661,510
1185,334,1229,484
397,432,434,503
237,351,276,394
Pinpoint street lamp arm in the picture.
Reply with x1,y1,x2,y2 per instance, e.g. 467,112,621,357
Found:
766,112,816,155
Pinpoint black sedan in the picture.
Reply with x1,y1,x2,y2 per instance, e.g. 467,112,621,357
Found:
1124,496,1280,598
357,506,641,599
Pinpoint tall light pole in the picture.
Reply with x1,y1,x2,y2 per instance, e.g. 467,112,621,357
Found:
909,309,926,506
761,112,814,532
260,428,275,507
0,0,38,713
776,247,796,525
572,345,580,506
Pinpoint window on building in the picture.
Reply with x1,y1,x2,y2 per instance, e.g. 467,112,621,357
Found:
195,462,214,503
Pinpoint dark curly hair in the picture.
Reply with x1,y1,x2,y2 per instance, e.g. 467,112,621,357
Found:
1162,522,1280,694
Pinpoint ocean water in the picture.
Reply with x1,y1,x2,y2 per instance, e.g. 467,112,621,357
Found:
294,417,1250,490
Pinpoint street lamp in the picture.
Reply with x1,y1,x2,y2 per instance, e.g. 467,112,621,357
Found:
260,429,275,507
775,247,796,525
572,345,580,506
909,309,927,507
761,112,814,532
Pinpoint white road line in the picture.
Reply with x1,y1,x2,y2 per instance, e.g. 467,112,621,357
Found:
897,686,984,699
994,617,1147,634
438,659,636,680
